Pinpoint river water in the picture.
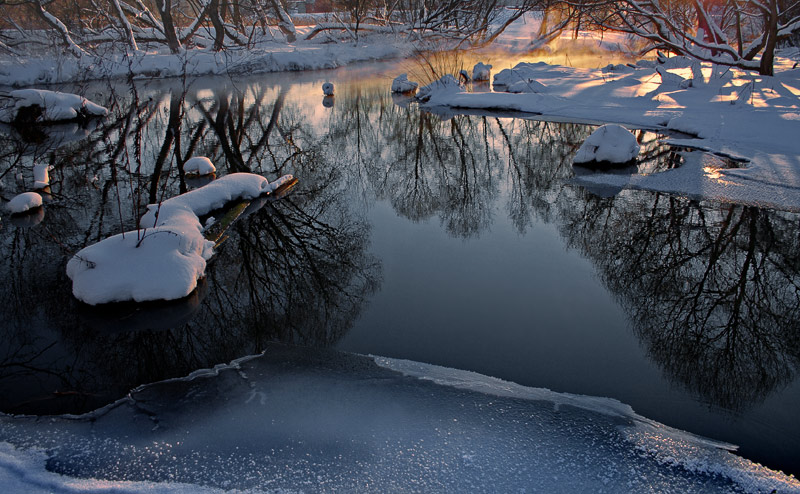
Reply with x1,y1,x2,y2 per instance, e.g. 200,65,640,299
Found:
1,60,798,477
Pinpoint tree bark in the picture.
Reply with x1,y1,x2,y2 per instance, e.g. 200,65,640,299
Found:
156,0,182,53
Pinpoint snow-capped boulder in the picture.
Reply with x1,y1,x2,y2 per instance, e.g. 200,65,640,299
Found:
506,79,547,94
573,124,640,166
322,82,334,96
6,191,42,214
0,89,108,124
416,75,464,102
391,74,418,94
472,62,492,81
184,156,216,176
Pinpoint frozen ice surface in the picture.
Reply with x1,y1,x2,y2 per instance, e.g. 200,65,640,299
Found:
574,124,641,164
183,157,216,176
0,345,797,493
6,192,42,214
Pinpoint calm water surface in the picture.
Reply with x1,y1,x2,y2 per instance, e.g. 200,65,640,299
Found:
1,61,798,476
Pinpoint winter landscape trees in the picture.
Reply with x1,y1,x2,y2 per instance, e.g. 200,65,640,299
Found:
0,0,796,75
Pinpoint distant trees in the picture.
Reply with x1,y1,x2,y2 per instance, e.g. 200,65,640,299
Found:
0,0,552,56
561,0,800,75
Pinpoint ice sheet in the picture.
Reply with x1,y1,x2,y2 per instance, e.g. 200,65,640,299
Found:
1,345,797,493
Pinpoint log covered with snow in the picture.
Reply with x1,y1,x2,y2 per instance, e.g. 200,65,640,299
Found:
67,172,295,305
0,89,108,125
573,124,641,167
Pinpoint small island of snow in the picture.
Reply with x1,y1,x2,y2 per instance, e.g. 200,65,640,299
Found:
67,172,294,305
391,74,418,94
184,156,216,176
0,89,108,124
6,192,42,214
573,124,641,166
472,62,492,81
322,82,334,96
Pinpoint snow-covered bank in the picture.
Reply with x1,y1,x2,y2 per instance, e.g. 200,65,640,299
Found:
0,345,797,493
0,37,410,87
418,55,800,212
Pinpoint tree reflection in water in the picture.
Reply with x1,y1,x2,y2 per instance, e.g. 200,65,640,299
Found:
0,80,379,415
559,192,800,410
0,75,798,422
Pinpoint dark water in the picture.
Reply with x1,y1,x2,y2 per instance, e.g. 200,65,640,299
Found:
0,63,798,477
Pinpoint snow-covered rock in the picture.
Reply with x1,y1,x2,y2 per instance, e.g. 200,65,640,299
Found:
472,62,492,81
6,192,42,214
33,164,50,189
184,156,216,176
68,173,294,305
506,79,547,94
0,89,108,124
391,74,418,94
493,62,554,88
416,74,465,102
322,82,334,96
458,69,471,82
574,124,641,165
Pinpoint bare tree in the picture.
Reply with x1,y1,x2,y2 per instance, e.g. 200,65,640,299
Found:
571,0,800,75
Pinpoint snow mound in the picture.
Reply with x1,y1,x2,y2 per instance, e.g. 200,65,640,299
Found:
183,157,216,176
322,82,334,96
33,164,50,189
493,62,556,88
6,192,42,214
391,73,418,93
472,62,492,81
416,74,464,102
0,89,108,124
574,124,641,165
67,172,293,305
506,79,547,93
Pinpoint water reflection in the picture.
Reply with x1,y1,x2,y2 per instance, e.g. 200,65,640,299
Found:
0,80,380,415
0,74,798,425
558,194,800,409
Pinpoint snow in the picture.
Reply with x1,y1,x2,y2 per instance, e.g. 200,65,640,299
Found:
0,346,797,493
32,164,49,189
5,192,42,214
416,74,464,102
472,62,492,81
183,156,215,176
67,172,294,305
574,124,641,165
322,81,334,96
0,39,411,87
390,73,418,93
419,56,800,212
0,89,107,123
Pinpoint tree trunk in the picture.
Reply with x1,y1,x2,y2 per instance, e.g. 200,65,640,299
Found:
157,0,182,53
758,0,779,75
209,0,226,50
